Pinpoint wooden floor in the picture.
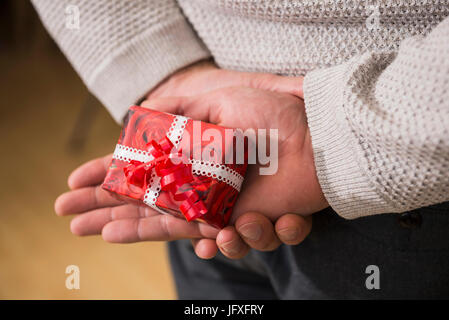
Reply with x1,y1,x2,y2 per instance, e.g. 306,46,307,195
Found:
0,9,176,299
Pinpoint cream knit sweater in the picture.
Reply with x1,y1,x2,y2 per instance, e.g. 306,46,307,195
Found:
32,0,449,220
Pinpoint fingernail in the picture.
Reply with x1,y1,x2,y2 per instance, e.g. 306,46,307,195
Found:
238,223,262,241
220,240,242,255
278,227,299,241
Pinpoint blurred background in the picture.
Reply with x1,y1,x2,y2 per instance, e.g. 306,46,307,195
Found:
0,0,175,299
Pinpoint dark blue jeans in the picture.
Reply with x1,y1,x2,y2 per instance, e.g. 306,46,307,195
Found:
168,202,449,299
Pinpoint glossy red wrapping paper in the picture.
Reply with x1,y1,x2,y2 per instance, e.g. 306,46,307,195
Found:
102,106,248,229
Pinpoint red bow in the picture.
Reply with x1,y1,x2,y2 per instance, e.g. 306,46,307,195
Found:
124,137,207,221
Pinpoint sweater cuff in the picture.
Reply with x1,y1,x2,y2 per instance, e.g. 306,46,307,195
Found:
303,64,394,219
88,16,211,123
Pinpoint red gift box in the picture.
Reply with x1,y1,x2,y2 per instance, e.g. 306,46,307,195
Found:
102,106,248,229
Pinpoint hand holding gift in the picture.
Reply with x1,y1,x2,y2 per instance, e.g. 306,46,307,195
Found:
141,87,327,223
55,79,327,259
102,106,248,229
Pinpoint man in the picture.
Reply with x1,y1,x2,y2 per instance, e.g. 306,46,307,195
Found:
34,0,449,298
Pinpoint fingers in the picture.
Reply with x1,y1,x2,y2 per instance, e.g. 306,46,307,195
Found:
69,204,155,236
70,207,115,236
217,212,311,260
216,226,250,259
275,214,312,245
68,154,112,189
191,239,218,259
54,185,123,216
217,69,304,98
235,212,281,251
141,96,214,123
102,214,219,243
141,96,188,115
248,73,304,98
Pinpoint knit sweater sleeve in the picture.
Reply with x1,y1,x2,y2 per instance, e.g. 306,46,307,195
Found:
303,16,449,220
31,0,211,123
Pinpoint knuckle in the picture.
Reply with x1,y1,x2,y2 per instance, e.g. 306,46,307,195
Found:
136,219,144,241
93,186,102,207
160,214,171,239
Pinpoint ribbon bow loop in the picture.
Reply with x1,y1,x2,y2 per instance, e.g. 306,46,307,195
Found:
124,137,207,221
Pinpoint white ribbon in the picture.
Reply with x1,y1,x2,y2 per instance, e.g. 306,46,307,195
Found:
112,115,244,213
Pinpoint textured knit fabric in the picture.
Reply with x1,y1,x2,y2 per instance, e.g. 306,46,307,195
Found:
31,0,211,123
31,0,449,220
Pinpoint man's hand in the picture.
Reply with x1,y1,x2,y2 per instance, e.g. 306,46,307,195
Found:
55,62,323,260
55,154,220,243
146,60,303,100
55,150,315,259
148,61,317,259
142,87,328,258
